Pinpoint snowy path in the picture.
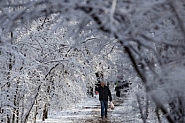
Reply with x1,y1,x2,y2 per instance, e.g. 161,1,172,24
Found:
35,91,143,123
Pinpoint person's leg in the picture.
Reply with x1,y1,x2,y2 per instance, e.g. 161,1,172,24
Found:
104,101,108,118
100,101,105,118
117,90,120,97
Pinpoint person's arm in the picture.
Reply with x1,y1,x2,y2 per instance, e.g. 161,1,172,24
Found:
108,88,112,101
95,86,99,95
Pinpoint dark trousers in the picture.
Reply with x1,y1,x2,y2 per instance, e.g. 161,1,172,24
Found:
116,90,120,97
115,87,121,97
100,100,108,117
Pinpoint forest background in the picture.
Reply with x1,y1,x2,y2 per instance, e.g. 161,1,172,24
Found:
0,0,185,123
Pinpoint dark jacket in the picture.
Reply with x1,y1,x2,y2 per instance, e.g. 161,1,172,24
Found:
97,86,112,101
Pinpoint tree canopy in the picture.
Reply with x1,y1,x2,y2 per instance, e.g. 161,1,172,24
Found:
0,0,185,123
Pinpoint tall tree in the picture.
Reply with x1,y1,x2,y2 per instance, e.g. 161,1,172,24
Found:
1,0,185,122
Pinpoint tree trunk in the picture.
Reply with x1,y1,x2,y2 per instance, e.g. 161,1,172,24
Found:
33,100,38,123
22,85,41,123
42,103,48,121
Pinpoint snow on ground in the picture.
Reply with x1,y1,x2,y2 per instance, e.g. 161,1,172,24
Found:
32,84,163,123
33,90,144,123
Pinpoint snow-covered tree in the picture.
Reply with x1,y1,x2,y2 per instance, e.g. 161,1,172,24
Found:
1,0,185,123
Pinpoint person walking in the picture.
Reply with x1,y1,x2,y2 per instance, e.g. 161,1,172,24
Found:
95,80,112,119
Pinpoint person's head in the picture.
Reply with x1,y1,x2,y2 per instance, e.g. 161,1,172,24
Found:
100,81,105,87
